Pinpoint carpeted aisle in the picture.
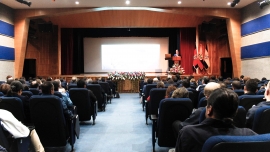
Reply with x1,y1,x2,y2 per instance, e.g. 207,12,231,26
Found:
66,93,171,152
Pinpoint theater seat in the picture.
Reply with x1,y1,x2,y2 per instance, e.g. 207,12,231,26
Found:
151,98,193,151
201,134,270,152
29,95,77,150
252,106,270,134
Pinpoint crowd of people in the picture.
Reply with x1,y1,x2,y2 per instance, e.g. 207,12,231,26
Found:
140,74,269,152
0,74,269,152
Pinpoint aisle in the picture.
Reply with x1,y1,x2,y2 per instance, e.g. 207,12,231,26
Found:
68,93,171,152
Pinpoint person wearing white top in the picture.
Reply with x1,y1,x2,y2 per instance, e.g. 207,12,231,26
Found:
0,109,44,152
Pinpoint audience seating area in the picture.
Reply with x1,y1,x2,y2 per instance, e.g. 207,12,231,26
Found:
0,75,270,151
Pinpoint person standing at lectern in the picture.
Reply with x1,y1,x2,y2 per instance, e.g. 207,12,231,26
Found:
174,50,179,56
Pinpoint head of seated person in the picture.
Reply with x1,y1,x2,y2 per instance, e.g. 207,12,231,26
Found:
244,79,258,94
156,81,165,88
8,81,23,96
206,88,238,121
52,81,60,91
77,79,86,88
147,78,153,84
30,81,39,89
232,80,241,90
41,81,54,95
0,83,10,95
101,77,106,82
182,79,190,88
172,87,189,98
92,80,98,84
204,82,221,99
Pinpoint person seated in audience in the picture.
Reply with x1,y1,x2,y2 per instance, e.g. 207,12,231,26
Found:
153,78,159,84
30,80,39,89
233,77,240,81
146,81,165,102
196,76,209,91
172,88,257,152
6,81,31,123
77,79,97,104
232,80,242,90
0,84,10,95
189,78,197,89
69,76,77,84
246,81,270,128
171,87,189,98
6,77,14,85
0,109,45,152
142,78,153,95
181,79,190,89
209,75,216,82
244,79,258,95
165,84,176,98
52,80,73,108
172,82,221,138
41,81,73,119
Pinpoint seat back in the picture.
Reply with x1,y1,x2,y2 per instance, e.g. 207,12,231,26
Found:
256,89,265,95
54,91,63,98
198,97,207,107
99,82,111,95
201,134,270,152
0,92,4,96
157,98,193,147
29,95,67,147
107,80,116,94
0,120,9,149
197,90,205,103
144,84,156,98
199,106,246,128
22,91,33,98
238,95,265,111
234,90,244,96
86,84,105,109
0,97,25,123
68,84,77,91
29,88,40,95
69,88,92,121
149,88,166,116
252,106,270,134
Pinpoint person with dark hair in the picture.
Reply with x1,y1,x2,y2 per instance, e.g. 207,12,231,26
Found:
41,81,73,119
6,81,31,123
181,79,190,89
142,78,153,95
196,76,209,91
246,81,270,128
244,79,258,95
173,88,257,152
0,84,10,95
146,81,165,102
218,76,223,82
232,80,242,90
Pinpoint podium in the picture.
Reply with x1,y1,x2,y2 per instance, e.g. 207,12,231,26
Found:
172,56,181,64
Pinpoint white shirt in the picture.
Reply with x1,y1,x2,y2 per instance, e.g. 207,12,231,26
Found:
0,109,29,138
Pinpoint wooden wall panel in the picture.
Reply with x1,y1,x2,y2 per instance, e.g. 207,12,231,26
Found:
25,28,58,77
14,7,241,78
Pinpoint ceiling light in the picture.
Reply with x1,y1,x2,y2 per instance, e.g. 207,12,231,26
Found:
75,1,79,5
259,0,270,9
178,1,182,4
227,2,231,5
230,0,240,7
16,0,31,7
126,0,130,5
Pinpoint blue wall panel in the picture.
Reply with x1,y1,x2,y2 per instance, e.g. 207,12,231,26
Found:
241,41,270,59
241,14,270,36
0,46,14,60
0,20,14,37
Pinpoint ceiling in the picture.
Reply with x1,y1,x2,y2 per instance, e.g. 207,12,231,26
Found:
1,0,256,9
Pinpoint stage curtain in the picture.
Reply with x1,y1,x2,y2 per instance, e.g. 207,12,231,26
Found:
61,28,74,75
180,28,196,75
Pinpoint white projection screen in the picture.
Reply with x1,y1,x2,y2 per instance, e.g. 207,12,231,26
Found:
84,37,169,73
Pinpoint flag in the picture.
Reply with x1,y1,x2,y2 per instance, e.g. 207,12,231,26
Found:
204,44,210,69
193,49,199,73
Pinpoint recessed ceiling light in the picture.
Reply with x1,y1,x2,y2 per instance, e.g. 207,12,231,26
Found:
126,0,130,5
178,1,182,4
75,1,79,5
227,2,231,5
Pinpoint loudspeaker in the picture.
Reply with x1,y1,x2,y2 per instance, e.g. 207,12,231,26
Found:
38,23,53,33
